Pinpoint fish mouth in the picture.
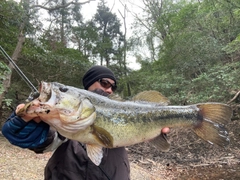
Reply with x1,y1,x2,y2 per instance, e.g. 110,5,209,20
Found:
23,82,57,115
40,82,96,124
38,81,52,103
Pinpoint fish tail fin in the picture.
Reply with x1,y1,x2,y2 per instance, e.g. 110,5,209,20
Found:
193,103,232,147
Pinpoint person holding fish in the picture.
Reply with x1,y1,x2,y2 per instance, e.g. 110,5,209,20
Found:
2,65,170,180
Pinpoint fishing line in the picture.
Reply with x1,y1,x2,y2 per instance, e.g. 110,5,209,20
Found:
0,45,39,100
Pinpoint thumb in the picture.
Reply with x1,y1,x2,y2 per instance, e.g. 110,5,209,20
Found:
161,127,170,134
15,103,39,122
15,104,25,114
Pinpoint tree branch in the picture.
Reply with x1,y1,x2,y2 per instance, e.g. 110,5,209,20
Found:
228,90,240,104
30,0,96,11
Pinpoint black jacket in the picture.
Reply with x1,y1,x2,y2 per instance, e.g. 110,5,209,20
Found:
44,140,130,180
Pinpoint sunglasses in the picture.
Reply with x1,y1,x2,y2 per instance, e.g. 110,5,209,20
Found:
98,79,117,91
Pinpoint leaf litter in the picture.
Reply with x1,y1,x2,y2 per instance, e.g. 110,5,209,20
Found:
0,120,239,180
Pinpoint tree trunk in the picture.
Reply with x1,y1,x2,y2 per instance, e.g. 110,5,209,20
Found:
0,31,25,109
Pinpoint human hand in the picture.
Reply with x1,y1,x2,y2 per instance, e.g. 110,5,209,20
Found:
161,127,170,134
16,104,41,123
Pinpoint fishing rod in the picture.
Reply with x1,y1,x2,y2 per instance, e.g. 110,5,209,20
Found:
0,45,39,101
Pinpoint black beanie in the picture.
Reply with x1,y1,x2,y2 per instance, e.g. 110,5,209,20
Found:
82,65,117,90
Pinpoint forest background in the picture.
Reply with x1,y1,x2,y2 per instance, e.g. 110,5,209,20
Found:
0,0,240,122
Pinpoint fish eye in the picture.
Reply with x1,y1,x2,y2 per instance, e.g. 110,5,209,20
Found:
59,87,68,92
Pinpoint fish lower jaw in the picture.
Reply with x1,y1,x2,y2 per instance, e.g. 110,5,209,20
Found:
27,108,49,114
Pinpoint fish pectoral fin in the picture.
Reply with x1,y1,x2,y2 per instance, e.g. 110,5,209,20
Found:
148,133,170,152
92,125,114,148
86,144,103,166
132,90,170,105
86,125,114,166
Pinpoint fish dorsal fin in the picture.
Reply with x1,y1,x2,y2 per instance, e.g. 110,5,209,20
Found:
132,90,170,105
148,133,170,152
86,144,103,166
92,125,114,148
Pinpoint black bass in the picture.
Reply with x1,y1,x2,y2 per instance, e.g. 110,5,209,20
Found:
17,81,232,166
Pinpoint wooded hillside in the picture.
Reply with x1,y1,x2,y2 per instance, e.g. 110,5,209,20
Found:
0,0,240,120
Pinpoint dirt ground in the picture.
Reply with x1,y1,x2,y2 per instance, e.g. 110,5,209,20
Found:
0,120,240,180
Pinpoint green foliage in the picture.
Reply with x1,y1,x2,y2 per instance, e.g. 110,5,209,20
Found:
0,62,10,94
5,38,92,104
72,21,99,57
170,61,240,104
2,98,13,109
156,0,238,78
0,0,24,52
92,0,124,66
0,61,12,108
126,0,240,105
45,0,83,45
19,39,92,87
223,34,240,55
127,60,240,105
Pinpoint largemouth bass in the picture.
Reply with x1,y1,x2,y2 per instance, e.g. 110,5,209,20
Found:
17,81,232,166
